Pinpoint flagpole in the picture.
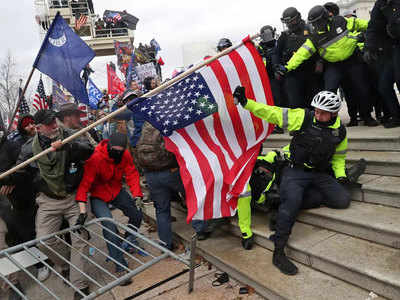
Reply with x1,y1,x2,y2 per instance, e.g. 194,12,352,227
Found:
0,33,260,180
6,67,36,133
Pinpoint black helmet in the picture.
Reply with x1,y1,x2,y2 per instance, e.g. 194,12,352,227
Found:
260,25,276,44
308,5,329,24
217,38,232,52
324,2,340,16
281,7,301,24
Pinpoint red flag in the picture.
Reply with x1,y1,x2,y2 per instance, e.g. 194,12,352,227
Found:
78,103,89,126
107,64,125,95
162,37,275,221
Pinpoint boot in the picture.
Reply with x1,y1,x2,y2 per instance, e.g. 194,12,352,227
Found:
241,235,254,250
273,247,298,275
346,119,358,127
363,117,379,127
346,159,367,183
383,117,400,128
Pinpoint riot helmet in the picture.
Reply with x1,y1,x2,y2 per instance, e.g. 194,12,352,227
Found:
217,38,232,52
260,25,276,47
281,7,302,32
308,5,330,32
323,2,340,16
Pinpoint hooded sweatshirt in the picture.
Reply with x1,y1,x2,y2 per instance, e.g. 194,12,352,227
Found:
76,140,142,202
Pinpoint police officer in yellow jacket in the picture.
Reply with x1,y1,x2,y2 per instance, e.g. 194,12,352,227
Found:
233,86,350,275
282,5,378,126
238,151,279,250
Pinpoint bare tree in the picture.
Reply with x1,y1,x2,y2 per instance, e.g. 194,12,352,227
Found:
0,52,19,126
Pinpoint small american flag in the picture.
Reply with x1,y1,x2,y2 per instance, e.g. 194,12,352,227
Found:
75,14,88,31
32,77,49,112
11,87,31,130
78,103,89,126
128,37,274,221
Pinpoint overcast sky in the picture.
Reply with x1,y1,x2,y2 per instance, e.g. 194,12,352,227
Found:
0,0,322,97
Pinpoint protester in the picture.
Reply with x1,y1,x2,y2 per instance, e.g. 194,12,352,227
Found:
234,86,350,275
0,109,94,299
75,132,142,285
0,115,51,282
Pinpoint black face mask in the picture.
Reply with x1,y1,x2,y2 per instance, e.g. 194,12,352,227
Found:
107,144,125,164
315,116,336,127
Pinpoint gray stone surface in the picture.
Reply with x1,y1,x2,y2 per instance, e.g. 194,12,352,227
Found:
226,211,399,299
143,208,378,300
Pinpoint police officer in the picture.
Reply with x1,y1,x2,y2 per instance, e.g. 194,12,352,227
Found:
217,38,232,52
364,0,400,128
324,2,340,17
234,86,350,275
258,25,286,133
273,7,323,108
283,5,379,126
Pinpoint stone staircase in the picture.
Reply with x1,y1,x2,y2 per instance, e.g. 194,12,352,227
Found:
143,126,400,299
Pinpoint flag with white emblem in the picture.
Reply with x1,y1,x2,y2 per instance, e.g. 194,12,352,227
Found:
128,37,274,221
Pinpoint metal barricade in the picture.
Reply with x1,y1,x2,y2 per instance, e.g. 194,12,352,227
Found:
0,218,197,299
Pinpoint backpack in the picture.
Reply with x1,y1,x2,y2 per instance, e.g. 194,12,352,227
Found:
135,122,178,171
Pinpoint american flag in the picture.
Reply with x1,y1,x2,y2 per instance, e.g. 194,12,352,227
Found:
32,78,48,112
78,103,89,126
128,37,274,221
75,14,88,31
11,87,31,130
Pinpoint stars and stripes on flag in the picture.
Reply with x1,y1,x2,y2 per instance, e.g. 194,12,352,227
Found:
128,36,274,221
11,87,31,130
32,78,49,112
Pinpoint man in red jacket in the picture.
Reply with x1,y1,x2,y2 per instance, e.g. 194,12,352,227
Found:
76,132,142,285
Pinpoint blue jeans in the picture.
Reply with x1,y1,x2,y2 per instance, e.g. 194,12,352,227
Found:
91,189,142,272
145,169,207,249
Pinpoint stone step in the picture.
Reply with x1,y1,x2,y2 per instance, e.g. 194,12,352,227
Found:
225,211,399,300
143,207,383,300
265,126,400,151
298,201,400,249
261,148,400,177
352,175,400,208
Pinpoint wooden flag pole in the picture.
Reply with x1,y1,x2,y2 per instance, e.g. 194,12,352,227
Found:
0,33,260,180
6,67,36,133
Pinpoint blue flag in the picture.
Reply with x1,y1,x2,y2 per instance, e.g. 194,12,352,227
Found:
87,78,103,109
125,50,139,88
33,12,95,105
127,72,218,136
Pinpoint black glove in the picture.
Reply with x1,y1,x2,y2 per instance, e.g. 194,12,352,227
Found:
74,213,88,234
233,86,247,106
337,177,350,185
356,33,365,43
363,49,377,65
273,64,287,80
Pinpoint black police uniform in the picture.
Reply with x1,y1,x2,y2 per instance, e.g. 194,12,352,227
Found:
365,0,400,127
274,22,323,108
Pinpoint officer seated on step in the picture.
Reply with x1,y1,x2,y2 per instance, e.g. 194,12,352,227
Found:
233,86,351,275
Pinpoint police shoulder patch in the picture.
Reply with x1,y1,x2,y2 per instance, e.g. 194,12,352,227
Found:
336,27,343,34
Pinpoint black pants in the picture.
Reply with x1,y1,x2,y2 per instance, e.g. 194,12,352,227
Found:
274,166,350,248
375,49,400,120
285,69,323,109
324,54,373,120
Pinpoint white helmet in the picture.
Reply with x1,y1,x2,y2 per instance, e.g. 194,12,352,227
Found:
311,91,342,113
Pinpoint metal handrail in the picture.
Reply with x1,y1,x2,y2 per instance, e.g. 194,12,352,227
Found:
0,217,196,299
